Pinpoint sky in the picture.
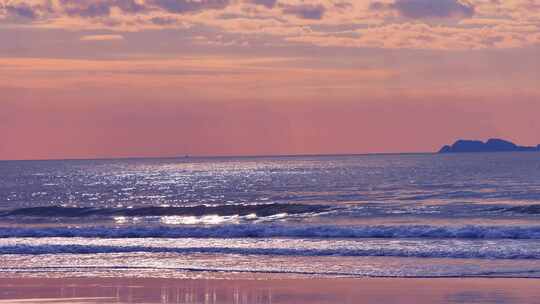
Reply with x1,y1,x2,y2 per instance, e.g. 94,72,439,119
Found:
1,0,539,160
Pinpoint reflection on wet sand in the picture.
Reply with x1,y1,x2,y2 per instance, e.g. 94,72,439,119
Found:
1,277,539,304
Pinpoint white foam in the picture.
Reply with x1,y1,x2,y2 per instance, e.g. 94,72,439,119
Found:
2,224,540,239
1,241,540,259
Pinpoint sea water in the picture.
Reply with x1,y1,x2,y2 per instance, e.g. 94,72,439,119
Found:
1,152,540,278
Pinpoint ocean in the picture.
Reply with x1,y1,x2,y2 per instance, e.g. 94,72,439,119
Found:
1,152,540,279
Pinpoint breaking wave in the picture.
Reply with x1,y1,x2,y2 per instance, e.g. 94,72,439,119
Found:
0,204,331,218
0,243,539,259
2,224,540,239
503,204,540,214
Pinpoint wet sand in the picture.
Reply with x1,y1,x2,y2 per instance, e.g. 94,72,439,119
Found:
0,276,539,304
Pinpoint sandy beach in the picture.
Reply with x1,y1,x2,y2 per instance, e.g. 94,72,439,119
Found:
1,276,539,304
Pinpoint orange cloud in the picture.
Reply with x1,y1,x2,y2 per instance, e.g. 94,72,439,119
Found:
0,0,538,50
0,56,397,102
80,34,125,41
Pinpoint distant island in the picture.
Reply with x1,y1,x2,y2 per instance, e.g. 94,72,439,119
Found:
439,138,540,153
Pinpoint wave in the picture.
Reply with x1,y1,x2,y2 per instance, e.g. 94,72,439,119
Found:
2,224,540,239
2,203,539,221
1,243,540,260
3,265,540,279
0,204,331,218
503,205,540,214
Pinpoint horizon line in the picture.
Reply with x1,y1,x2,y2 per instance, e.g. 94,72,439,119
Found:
0,151,436,162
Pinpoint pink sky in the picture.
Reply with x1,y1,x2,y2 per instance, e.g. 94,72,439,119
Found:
1,0,539,160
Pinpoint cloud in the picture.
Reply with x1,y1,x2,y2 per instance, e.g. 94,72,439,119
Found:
114,0,146,13
11,0,228,21
247,0,278,8
1,2,42,20
149,0,230,13
58,0,145,17
60,1,111,18
150,16,178,25
0,0,537,51
281,4,325,20
334,2,353,10
371,0,475,19
80,34,125,41
4,3,36,19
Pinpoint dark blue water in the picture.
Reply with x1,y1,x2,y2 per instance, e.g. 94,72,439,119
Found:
1,153,540,278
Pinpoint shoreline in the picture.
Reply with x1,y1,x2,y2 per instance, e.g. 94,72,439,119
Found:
3,268,540,280
1,276,540,304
